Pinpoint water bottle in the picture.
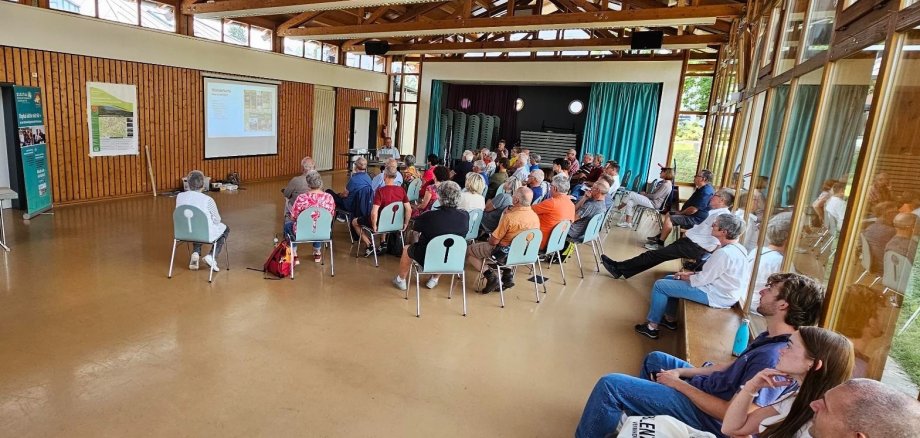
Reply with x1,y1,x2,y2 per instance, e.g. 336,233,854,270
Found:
732,318,751,357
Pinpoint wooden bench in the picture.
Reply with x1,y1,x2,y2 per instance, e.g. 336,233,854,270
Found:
678,300,744,366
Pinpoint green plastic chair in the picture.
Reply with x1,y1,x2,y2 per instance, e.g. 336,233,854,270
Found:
358,201,406,267
568,214,605,278
168,205,229,283
290,207,335,279
406,178,423,203
537,220,571,293
478,228,543,308
464,209,484,242
408,234,469,317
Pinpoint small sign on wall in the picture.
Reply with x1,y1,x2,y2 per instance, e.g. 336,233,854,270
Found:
87,82,139,157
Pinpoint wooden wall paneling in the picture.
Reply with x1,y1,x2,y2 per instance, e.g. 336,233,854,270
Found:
40,50,58,202
333,88,387,171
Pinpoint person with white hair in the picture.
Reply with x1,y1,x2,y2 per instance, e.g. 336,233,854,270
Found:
532,174,576,250
512,152,531,181
481,177,523,233
371,158,404,192
459,172,486,212
451,149,475,186
176,170,229,271
744,212,792,313
809,378,920,438
377,136,399,160
569,179,610,241
282,156,316,219
286,171,335,263
527,168,547,203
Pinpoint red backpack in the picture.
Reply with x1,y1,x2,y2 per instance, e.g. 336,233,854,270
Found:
264,241,292,278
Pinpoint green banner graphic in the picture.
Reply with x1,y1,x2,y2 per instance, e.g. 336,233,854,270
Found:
87,82,138,156
13,86,52,217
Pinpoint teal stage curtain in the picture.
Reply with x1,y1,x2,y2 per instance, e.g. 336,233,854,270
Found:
775,84,820,206
758,85,791,179
582,82,662,185
808,85,869,199
425,80,444,158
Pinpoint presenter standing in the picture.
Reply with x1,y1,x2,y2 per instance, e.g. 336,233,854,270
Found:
377,136,400,160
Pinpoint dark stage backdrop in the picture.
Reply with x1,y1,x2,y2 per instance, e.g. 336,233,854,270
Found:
445,84,519,147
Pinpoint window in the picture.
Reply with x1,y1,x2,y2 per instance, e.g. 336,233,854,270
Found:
568,100,584,114
141,1,175,31
305,41,322,60
283,37,304,57
223,20,249,46
373,56,385,73
345,52,361,67
193,17,221,41
51,0,95,16
322,44,338,63
250,25,273,51
98,0,138,25
515,98,524,112
360,55,375,71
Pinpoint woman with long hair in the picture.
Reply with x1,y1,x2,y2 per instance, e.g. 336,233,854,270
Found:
721,326,854,437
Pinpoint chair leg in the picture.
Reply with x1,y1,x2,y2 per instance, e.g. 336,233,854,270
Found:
328,241,335,277
590,240,601,273
537,258,547,294
371,233,380,267
461,272,467,316
573,243,585,278
415,265,422,317
532,263,541,303
168,239,178,278
869,276,880,287
289,239,296,280
556,251,567,285
448,274,455,299
496,266,506,308
855,270,867,284
477,259,487,291
208,254,215,283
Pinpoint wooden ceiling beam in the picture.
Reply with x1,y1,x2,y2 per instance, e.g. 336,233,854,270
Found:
183,0,449,19
343,33,726,52
279,4,743,39
279,11,326,30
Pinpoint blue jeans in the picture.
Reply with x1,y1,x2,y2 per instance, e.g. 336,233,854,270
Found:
575,351,708,438
192,226,229,258
646,276,710,324
283,220,321,251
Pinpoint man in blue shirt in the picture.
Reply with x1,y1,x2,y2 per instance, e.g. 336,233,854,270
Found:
327,157,374,223
647,169,715,248
575,272,824,438
371,158,404,192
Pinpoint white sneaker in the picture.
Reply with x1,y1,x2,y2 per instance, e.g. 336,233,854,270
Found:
426,277,439,289
203,254,219,272
189,252,200,271
616,221,632,228
393,276,407,291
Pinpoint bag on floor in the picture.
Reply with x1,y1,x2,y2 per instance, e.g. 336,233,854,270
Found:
386,232,403,257
617,416,715,438
558,241,575,263
264,240,292,278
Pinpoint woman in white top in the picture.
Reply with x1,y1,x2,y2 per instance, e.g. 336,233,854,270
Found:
458,172,486,212
824,182,848,232
721,326,854,438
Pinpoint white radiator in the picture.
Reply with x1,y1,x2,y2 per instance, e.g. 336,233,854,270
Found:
313,86,336,171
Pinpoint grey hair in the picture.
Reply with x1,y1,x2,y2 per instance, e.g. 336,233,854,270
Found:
462,150,474,161
715,213,745,240
530,169,545,183
839,378,920,437
354,157,367,170
550,174,570,194
531,153,541,163
700,169,714,182
594,154,604,162
404,154,415,166
301,156,316,173
504,177,523,193
304,171,324,190
187,170,205,191
512,186,534,206
766,211,792,246
384,165,399,179
437,181,462,208
517,153,529,166
489,152,497,160
473,160,486,171
594,179,611,195
717,188,735,208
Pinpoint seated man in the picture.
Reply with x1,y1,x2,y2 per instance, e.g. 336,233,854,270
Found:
176,170,229,271
392,181,468,291
511,152,531,181
647,169,715,248
566,148,580,175
532,174,576,250
467,187,540,293
371,158,404,192
353,166,412,257
281,156,315,220
472,159,489,188
575,273,824,437
486,158,510,199
600,189,734,279
885,212,918,262
451,150,475,186
529,153,541,171
810,378,920,438
376,136,399,160
527,169,547,203
615,167,674,229
569,180,610,241
327,157,373,223
634,213,748,339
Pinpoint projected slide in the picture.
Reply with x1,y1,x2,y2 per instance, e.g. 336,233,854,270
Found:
204,77,278,158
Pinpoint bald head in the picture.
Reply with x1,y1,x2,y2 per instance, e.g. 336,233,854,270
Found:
810,378,920,438
512,186,534,206
894,212,917,231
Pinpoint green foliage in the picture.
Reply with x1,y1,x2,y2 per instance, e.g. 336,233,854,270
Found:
681,76,713,112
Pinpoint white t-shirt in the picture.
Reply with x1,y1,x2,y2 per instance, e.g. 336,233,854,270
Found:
825,196,846,231
688,241,749,308
743,247,784,313
685,207,731,251
618,416,715,438
759,393,812,438
175,190,227,242
458,191,486,212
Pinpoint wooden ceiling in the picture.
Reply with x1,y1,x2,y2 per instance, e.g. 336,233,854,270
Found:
178,0,744,59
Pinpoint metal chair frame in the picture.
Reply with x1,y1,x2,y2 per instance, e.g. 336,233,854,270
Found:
568,214,605,278
289,207,335,278
357,201,407,267
407,234,469,317
168,205,230,283
476,229,543,308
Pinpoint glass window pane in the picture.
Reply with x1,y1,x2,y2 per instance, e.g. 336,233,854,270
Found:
729,93,767,194
141,1,175,31
404,62,420,74
51,0,95,16
761,6,783,68
223,20,249,46
374,56,385,73
99,0,139,25
681,76,713,112
776,0,806,74
250,25,272,50
830,29,920,395
346,52,360,67
360,55,374,70
673,115,707,184
391,75,402,102
399,104,417,154
305,41,321,60
404,75,419,103
283,37,304,57
802,0,836,59
193,17,222,41
322,44,338,63
392,61,403,73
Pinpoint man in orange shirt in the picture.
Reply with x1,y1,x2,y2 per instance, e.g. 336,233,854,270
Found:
532,174,576,250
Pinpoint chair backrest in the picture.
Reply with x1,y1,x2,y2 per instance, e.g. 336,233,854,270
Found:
661,185,680,213
376,201,406,233
505,228,543,266
824,209,839,234
406,178,423,203
431,199,441,210
420,234,468,274
465,209,484,240
631,174,642,192
173,205,211,242
859,233,872,272
582,213,606,243
545,220,571,254
882,250,912,292
295,207,333,242
620,170,632,190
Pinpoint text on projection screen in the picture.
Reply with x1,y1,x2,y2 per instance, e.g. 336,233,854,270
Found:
204,77,278,158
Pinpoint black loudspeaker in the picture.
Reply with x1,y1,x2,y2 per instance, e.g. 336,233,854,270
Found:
365,41,390,55
630,31,664,50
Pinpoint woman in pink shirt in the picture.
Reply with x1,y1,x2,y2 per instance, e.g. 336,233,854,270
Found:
285,171,335,263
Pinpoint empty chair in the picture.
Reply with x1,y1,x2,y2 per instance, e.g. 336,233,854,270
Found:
168,205,230,283
538,220,571,292
465,209,484,242
855,233,881,286
406,178,423,203
477,228,543,307
407,234,469,317
357,201,407,267
568,214,605,278
290,207,335,279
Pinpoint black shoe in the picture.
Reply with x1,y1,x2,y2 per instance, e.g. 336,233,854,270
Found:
634,323,660,339
601,258,624,279
601,254,614,264
500,275,515,289
660,319,679,331
481,271,499,294
646,235,661,243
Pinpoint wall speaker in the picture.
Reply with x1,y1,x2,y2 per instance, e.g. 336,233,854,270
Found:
364,41,390,55
630,31,664,50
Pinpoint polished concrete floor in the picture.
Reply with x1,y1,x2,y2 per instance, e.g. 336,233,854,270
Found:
0,173,680,437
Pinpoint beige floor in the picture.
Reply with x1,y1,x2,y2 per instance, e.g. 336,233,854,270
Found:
0,173,682,437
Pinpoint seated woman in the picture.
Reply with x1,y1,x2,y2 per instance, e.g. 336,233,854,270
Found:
393,181,469,290
177,170,229,271
413,166,450,217
615,167,674,228
284,171,335,263
402,154,419,183
422,154,441,184
458,172,486,212
810,179,838,228
721,326,854,438
552,158,570,179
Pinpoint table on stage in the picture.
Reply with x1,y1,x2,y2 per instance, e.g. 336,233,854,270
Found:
0,188,19,252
